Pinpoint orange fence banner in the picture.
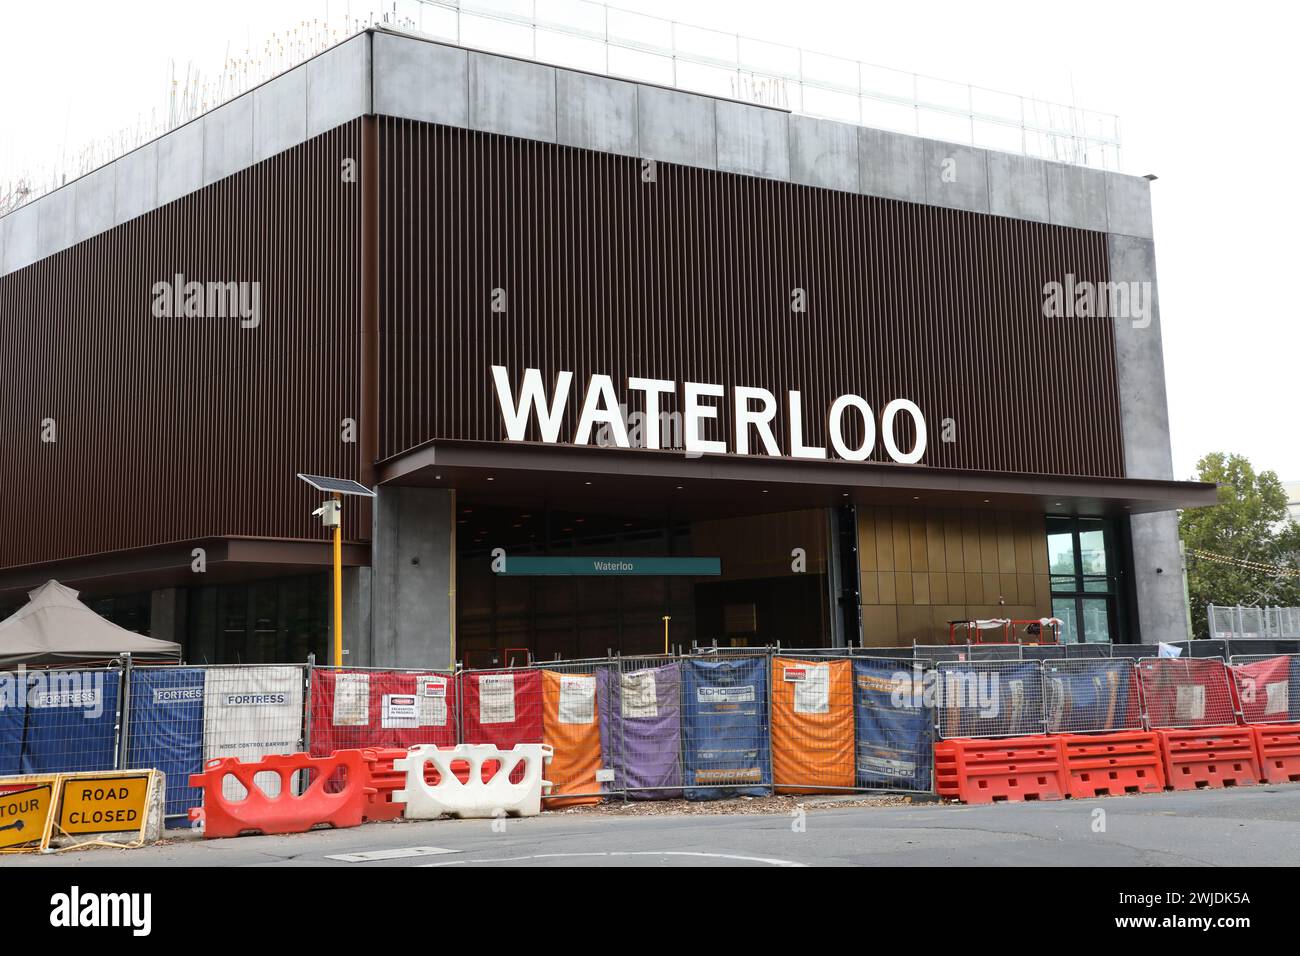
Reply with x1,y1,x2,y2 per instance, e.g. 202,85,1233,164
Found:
541,670,603,807
771,657,854,793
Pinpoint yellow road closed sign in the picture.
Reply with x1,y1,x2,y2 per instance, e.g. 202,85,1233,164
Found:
58,775,150,834
0,785,54,849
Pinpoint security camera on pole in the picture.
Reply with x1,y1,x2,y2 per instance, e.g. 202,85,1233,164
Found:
296,474,377,667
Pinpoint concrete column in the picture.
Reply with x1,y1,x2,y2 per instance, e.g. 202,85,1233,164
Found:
370,487,456,669
148,587,187,644
340,566,373,665
1109,228,1188,642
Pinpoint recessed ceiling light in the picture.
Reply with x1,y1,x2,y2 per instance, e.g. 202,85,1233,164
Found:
486,477,494,482
584,481,592,486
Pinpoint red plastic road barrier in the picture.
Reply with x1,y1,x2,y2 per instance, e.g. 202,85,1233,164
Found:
363,748,412,822
934,736,1068,804
1060,731,1165,798
1157,727,1261,791
188,749,377,838
1252,724,1300,784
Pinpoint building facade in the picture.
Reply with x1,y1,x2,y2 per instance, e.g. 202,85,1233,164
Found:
0,29,1215,666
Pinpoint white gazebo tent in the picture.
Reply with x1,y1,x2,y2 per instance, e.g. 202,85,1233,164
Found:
0,580,181,667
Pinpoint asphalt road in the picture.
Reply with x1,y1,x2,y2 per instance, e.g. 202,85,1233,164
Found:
6,785,1299,867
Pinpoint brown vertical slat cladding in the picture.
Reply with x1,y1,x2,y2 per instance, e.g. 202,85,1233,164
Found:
378,117,1123,479
0,121,364,572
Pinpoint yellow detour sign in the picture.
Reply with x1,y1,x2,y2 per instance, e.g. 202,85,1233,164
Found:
0,784,54,849
58,774,150,834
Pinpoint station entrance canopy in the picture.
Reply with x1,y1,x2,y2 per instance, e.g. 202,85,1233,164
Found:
379,439,1218,521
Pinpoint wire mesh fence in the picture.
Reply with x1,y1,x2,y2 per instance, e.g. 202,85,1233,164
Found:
934,659,1045,739
0,665,124,776
1136,657,1238,729
16,646,1285,815
1228,654,1300,725
1041,658,1143,734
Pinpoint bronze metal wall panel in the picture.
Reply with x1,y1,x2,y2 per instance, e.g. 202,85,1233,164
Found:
0,122,363,572
377,118,1124,479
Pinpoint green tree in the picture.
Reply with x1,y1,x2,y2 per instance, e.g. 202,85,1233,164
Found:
1180,452,1300,637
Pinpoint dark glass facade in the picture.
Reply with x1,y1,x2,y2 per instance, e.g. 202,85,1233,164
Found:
184,574,329,664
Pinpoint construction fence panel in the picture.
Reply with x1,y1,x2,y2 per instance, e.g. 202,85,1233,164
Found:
681,654,771,800
770,655,856,792
1041,658,1144,734
0,665,123,775
307,666,457,755
1136,657,1238,729
935,659,1045,739
1229,654,1300,724
599,657,684,799
126,665,206,826
200,664,308,799
851,657,933,792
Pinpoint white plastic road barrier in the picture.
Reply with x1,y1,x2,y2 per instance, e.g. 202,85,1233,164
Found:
394,744,554,820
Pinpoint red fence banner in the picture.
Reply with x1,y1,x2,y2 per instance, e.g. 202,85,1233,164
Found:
309,670,457,756
462,669,544,749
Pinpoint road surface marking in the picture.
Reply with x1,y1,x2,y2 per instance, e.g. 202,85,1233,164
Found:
419,850,806,867
326,846,461,863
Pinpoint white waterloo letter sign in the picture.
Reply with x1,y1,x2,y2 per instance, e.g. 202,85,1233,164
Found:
490,366,927,465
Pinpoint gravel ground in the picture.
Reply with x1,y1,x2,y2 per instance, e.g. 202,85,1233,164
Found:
544,793,929,816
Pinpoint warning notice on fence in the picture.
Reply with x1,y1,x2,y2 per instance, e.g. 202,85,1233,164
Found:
1175,684,1207,721
332,673,370,727
0,784,52,849
204,666,304,798
620,670,659,719
382,694,419,729
478,674,516,724
558,675,596,724
418,675,449,727
792,664,830,715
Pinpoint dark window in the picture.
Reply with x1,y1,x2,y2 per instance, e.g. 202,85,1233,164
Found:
185,574,328,664
1046,517,1121,643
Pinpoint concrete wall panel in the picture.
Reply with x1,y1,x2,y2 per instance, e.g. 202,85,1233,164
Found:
556,70,638,156
789,115,858,192
716,100,789,180
202,94,255,187
858,127,925,203
988,152,1049,222
307,34,371,138
156,118,204,207
469,52,556,142
372,32,468,127
254,65,308,163
637,86,716,169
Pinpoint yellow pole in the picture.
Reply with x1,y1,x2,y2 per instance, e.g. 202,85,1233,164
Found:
662,615,671,655
332,492,343,667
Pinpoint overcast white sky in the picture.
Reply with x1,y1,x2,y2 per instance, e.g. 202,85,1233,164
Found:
3,0,1294,483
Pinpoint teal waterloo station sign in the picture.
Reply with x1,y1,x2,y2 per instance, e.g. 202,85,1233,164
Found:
493,556,721,577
